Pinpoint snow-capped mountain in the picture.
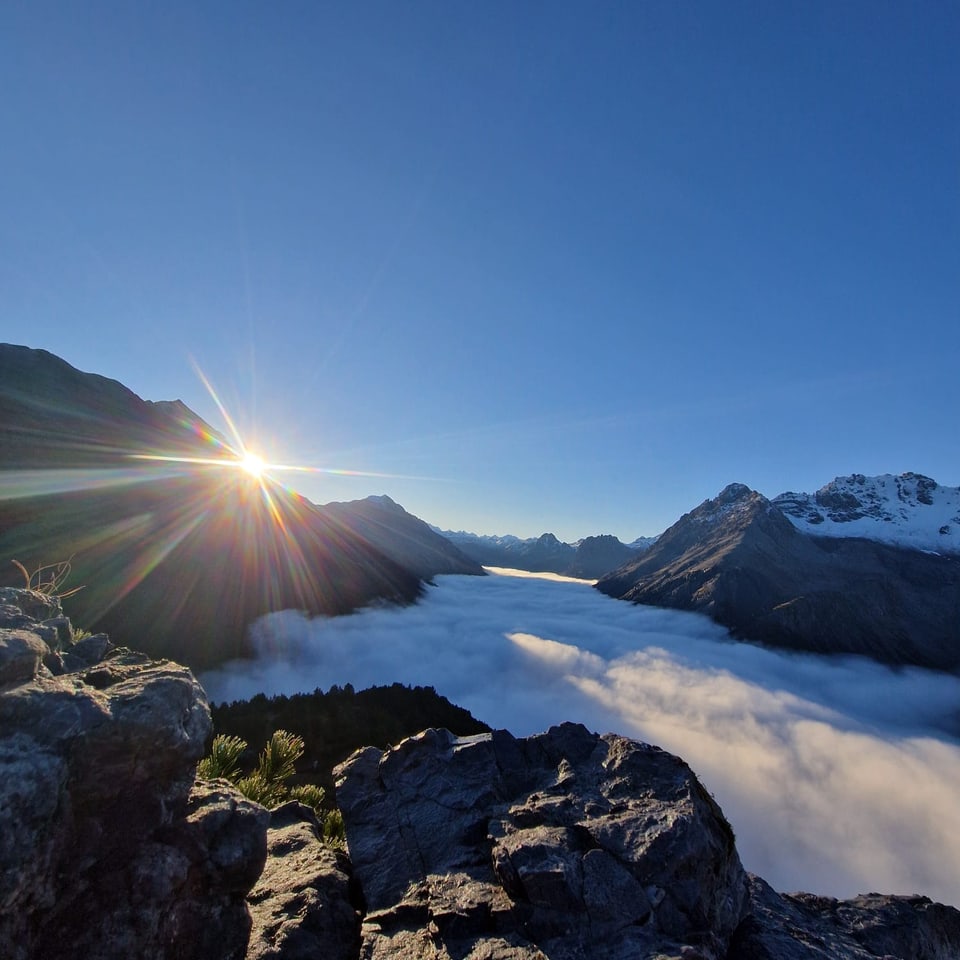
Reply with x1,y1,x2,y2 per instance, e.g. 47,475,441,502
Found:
773,472,960,555
597,481,960,673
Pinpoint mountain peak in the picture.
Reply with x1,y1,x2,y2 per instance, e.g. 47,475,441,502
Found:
773,472,960,554
717,482,753,501
365,494,401,510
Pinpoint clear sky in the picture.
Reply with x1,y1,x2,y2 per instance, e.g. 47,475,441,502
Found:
2,2,957,541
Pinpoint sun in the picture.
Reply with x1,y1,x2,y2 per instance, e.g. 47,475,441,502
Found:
239,451,266,477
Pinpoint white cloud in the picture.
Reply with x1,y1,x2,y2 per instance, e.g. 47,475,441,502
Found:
200,568,960,907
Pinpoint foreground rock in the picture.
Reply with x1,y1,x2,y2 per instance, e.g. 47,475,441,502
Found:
596,483,960,672
5,582,959,959
246,802,361,960
0,588,270,960
731,875,960,959
336,723,747,958
335,724,960,960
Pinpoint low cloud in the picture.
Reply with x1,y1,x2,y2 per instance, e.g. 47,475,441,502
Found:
201,569,960,907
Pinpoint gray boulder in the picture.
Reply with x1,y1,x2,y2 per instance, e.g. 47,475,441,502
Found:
0,588,270,960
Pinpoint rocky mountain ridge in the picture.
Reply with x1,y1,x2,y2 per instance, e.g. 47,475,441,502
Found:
773,471,960,555
322,495,483,579
596,482,960,672
4,588,959,959
0,343,228,468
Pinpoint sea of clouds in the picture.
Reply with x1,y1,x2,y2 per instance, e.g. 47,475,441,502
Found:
200,568,960,907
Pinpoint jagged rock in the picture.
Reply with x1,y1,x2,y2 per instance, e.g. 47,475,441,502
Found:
730,874,960,959
246,802,361,960
336,725,960,959
0,589,270,960
335,723,747,959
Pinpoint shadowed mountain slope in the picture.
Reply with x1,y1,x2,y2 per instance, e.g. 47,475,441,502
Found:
0,345,424,669
0,343,223,467
323,495,484,579
596,483,960,672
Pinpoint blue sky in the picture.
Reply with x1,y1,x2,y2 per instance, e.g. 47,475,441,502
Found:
3,2,957,540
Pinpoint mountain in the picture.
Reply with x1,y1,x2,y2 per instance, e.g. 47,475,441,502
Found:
322,495,484,579
0,345,431,669
596,482,960,672
439,527,651,579
0,343,226,467
774,471,960,555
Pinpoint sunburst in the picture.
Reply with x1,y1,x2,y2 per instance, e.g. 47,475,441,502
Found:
239,451,266,478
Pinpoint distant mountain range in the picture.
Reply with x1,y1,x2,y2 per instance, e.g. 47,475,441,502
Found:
596,479,960,672
0,344,479,669
4,343,958,675
435,528,657,579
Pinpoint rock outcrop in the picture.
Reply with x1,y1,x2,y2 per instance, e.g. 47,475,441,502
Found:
596,483,960,672
335,723,748,958
0,587,271,960
731,875,960,959
246,802,361,960
335,724,960,960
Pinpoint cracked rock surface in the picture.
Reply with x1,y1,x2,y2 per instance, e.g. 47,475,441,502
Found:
335,725,960,959
0,588,269,960
335,723,747,959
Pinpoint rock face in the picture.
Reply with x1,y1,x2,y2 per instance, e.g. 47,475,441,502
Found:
246,802,361,960
731,875,960,959
335,723,748,959
774,472,960,555
0,588,271,960
335,725,960,960
596,483,960,672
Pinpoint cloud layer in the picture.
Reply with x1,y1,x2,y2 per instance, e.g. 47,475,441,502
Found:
200,569,960,906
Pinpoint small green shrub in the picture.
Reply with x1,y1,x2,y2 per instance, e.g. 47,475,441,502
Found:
198,729,345,846
197,734,247,781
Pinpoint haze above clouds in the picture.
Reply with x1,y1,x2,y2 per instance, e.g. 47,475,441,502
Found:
201,569,960,908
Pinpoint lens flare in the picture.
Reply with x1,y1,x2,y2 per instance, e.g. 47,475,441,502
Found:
240,452,265,477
